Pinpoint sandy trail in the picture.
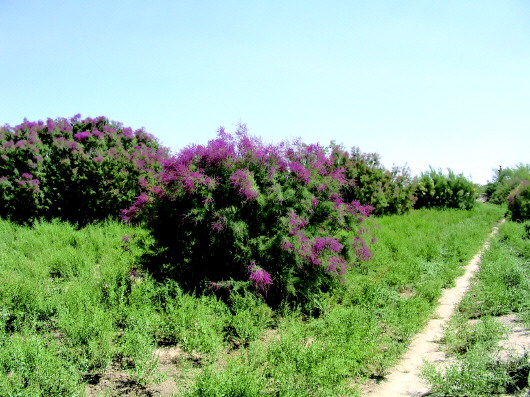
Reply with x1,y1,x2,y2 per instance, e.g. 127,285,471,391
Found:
361,220,505,397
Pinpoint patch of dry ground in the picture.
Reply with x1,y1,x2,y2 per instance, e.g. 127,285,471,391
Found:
85,346,189,397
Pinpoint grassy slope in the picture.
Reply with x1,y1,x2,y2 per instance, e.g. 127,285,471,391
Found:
0,204,504,396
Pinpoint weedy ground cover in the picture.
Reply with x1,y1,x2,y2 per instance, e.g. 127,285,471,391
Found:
0,204,503,396
422,220,530,396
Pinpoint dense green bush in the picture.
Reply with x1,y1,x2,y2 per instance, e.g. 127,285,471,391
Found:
414,168,477,210
508,180,530,222
484,164,530,205
125,125,374,307
0,115,169,225
331,145,416,216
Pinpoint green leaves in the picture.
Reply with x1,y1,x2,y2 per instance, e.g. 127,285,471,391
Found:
414,168,477,210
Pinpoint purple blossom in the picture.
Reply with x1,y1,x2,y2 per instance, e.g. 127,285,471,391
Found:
326,256,348,276
151,185,164,197
248,264,273,293
229,169,259,200
122,128,134,139
353,237,373,261
21,173,33,179
73,131,91,140
211,222,224,231
67,140,79,150
288,211,308,234
280,240,293,251
289,161,311,184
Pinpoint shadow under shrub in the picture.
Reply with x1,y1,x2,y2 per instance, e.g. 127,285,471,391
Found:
125,125,374,307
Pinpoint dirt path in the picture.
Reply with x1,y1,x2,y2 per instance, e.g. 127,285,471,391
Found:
361,220,505,397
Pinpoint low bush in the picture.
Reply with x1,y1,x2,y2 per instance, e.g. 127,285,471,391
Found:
0,115,169,225
125,125,374,307
414,168,477,210
331,145,416,216
508,180,530,222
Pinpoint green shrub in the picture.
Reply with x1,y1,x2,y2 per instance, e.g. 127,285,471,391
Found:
414,168,477,210
0,115,169,225
484,164,530,205
332,145,416,216
508,180,530,222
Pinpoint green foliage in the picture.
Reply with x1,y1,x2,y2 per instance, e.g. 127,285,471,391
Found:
0,333,84,396
508,180,530,222
414,168,477,210
228,291,274,344
160,285,229,356
0,115,169,225
484,163,530,205
423,353,530,397
332,145,416,216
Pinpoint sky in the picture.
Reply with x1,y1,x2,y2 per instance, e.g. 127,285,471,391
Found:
1,0,529,185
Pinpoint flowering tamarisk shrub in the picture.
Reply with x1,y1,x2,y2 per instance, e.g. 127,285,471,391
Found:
331,145,416,216
0,115,169,225
124,125,373,305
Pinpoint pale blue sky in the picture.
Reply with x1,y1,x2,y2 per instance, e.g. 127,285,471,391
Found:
1,0,529,184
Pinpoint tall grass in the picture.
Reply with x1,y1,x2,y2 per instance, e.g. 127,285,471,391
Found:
0,204,504,396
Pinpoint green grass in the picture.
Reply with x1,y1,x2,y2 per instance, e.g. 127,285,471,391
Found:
422,219,530,396
0,203,504,396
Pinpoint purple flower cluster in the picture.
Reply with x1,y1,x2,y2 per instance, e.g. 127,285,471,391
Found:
229,169,259,200
248,263,273,294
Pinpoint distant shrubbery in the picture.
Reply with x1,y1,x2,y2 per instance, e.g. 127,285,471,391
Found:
484,164,530,205
483,164,530,222
125,125,374,306
0,115,169,225
414,168,477,210
332,145,416,216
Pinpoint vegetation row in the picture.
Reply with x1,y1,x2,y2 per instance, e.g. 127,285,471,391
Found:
2,115,513,306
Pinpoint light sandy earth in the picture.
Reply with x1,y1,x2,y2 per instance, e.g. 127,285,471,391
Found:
361,220,509,397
